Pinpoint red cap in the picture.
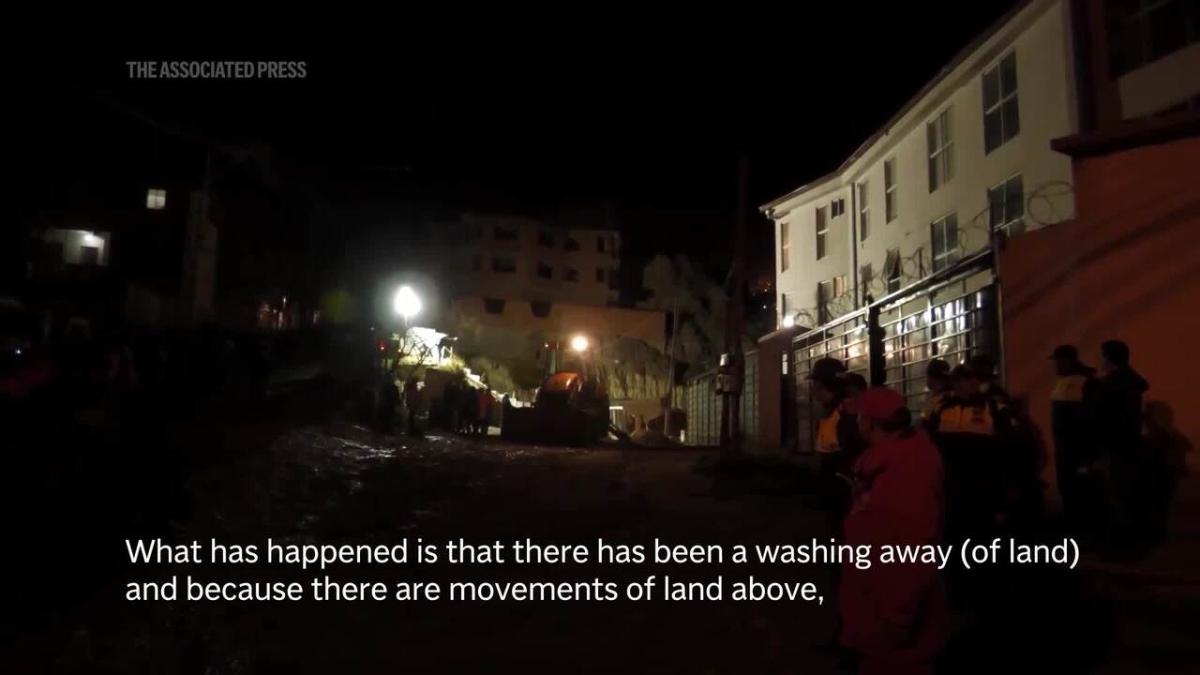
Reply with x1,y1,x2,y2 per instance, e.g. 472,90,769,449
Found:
858,386,906,423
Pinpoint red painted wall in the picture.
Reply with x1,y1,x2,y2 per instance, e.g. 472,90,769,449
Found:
1001,136,1200,491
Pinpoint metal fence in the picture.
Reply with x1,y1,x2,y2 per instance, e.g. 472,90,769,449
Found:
789,260,999,453
683,349,759,448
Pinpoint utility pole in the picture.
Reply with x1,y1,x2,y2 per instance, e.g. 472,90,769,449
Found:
720,152,749,456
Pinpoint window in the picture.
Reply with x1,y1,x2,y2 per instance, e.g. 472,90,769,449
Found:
857,182,870,241
1108,0,1200,77
538,230,554,247
146,188,167,210
927,108,954,192
780,221,791,272
494,225,518,241
483,298,506,314
860,263,873,304
884,248,902,294
930,214,960,272
815,208,828,260
884,158,898,223
471,255,482,272
564,237,580,252
830,199,845,218
597,237,606,253
531,300,552,318
817,280,834,323
537,262,553,279
492,257,517,274
983,53,1020,153
595,268,605,283
988,174,1026,237
564,267,579,282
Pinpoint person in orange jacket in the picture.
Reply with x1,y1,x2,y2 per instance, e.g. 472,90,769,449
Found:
840,387,948,675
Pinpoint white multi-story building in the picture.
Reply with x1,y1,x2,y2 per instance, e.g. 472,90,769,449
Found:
764,0,1200,332
753,0,1200,450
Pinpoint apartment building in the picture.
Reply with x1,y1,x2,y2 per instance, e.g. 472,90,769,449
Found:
766,0,1199,334
755,0,1200,450
453,213,621,309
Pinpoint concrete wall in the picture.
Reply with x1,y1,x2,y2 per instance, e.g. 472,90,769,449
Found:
1000,136,1200,490
771,0,1078,328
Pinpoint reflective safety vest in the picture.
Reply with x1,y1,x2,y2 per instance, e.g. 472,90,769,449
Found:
1051,374,1088,403
816,408,843,454
920,391,947,423
936,402,996,436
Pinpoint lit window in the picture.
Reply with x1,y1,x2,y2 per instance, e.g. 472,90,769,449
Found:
988,174,1025,237
983,53,1020,153
927,109,954,192
884,158,898,223
815,208,828,260
857,182,869,241
931,213,960,272
146,188,167,210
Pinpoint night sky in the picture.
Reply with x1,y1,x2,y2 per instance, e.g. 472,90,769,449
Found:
19,2,1020,284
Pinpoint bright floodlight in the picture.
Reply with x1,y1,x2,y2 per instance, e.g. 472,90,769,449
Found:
393,285,422,320
782,314,795,328
570,335,590,353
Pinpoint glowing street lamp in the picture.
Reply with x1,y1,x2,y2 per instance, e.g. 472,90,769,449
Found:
393,285,422,324
570,334,590,353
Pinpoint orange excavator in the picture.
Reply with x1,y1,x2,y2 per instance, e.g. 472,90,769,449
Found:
501,371,611,446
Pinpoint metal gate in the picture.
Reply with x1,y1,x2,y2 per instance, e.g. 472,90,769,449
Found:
877,270,999,413
789,261,999,453
683,349,759,448
791,309,870,455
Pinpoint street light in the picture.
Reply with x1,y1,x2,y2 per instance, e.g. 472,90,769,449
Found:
570,334,590,353
393,285,422,324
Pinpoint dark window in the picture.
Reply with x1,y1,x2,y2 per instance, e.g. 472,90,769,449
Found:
988,175,1026,237
492,257,516,274
564,237,580,252
860,263,873,304
595,268,605,282
983,53,1020,153
830,199,845,217
531,301,552,318
537,262,553,279
931,214,960,272
471,255,482,271
484,298,506,314
815,208,828,260
885,248,902,294
597,237,606,253
538,230,554,247
494,225,518,241
564,267,579,282
1108,0,1200,77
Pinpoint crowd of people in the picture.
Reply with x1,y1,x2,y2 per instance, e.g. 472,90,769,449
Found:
810,340,1160,674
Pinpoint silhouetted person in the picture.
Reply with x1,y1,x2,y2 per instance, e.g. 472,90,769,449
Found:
376,369,398,433
810,358,865,541
919,359,951,430
1049,345,1099,534
841,387,947,675
403,376,421,436
1094,340,1149,553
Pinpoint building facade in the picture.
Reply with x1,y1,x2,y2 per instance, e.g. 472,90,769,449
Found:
450,213,621,308
758,0,1200,452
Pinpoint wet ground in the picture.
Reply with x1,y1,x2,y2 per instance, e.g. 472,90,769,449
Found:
5,408,1199,674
